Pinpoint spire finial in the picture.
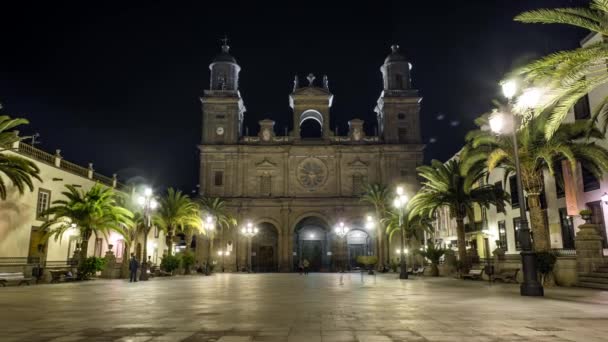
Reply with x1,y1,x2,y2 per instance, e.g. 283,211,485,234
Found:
391,44,399,53
221,34,230,53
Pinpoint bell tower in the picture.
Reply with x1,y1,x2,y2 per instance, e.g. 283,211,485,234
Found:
374,45,421,144
289,73,333,140
201,39,246,144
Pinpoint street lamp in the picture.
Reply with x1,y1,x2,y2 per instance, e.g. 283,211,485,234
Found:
334,221,350,272
241,221,259,272
136,187,158,281
490,80,543,297
393,186,409,279
202,215,215,274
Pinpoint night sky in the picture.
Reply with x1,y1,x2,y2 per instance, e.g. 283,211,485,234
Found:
0,1,588,192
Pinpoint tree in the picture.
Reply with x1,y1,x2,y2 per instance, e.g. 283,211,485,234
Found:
41,184,133,278
198,197,237,270
511,0,608,138
463,113,608,251
155,188,201,256
383,209,433,268
0,114,41,199
409,159,507,267
360,183,390,268
418,244,446,277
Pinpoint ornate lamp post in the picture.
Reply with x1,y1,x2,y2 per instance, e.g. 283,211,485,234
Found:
486,80,543,297
241,221,259,272
136,187,158,281
203,215,215,274
334,221,350,272
393,186,409,279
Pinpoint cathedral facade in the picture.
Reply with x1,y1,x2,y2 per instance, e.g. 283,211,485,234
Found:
198,43,424,272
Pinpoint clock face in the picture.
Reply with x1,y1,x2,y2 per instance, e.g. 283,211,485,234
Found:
216,126,224,135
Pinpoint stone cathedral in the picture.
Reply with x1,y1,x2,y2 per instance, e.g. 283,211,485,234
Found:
198,42,424,272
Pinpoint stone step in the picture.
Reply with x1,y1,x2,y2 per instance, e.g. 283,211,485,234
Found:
578,282,608,290
579,276,608,284
581,272,608,279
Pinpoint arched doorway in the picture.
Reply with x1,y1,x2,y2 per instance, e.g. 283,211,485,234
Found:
346,229,373,269
293,216,331,271
251,223,279,272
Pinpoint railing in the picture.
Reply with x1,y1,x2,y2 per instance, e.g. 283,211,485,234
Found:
17,143,55,164
93,172,114,187
60,159,89,177
551,248,577,257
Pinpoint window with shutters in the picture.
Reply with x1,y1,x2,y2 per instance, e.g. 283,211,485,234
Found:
352,174,365,194
214,171,224,186
509,175,519,208
36,189,51,219
498,220,507,250
512,217,521,250
260,174,271,196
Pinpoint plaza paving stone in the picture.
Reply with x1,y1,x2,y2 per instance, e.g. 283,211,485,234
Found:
1,273,608,341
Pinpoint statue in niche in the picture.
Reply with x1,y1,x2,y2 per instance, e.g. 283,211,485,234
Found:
352,127,361,141
323,75,329,90
262,128,272,142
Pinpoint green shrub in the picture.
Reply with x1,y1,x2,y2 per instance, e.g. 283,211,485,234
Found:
536,251,557,275
356,255,378,267
161,255,181,273
181,251,195,274
79,257,106,280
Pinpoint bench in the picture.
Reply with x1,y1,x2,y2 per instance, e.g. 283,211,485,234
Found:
462,269,484,280
0,272,32,287
493,268,519,283
412,267,425,276
49,270,75,283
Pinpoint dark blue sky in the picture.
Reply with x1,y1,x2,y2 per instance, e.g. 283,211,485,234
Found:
0,1,588,192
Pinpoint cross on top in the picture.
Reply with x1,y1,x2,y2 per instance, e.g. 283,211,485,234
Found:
221,35,229,46
306,73,316,86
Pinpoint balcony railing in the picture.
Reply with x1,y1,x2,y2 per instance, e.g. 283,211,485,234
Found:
551,248,577,257
11,141,127,189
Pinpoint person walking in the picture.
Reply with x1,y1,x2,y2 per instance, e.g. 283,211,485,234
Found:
129,253,139,283
298,261,304,275
303,259,310,275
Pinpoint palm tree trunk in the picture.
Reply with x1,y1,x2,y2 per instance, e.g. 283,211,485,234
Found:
527,193,551,252
77,230,92,279
455,217,468,270
166,227,174,256
120,242,130,278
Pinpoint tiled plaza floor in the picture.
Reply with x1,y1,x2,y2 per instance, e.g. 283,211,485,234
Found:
1,273,608,341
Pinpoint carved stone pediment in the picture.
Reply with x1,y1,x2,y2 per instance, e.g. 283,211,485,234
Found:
348,157,369,169
255,158,277,169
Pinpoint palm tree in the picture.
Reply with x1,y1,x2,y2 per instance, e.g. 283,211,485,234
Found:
463,113,608,251
198,197,237,270
0,114,41,199
511,0,608,137
383,209,433,269
155,188,200,256
41,184,133,278
360,183,390,268
409,159,507,267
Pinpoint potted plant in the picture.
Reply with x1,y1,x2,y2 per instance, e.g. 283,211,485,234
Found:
356,256,378,275
160,254,181,275
417,244,445,276
536,251,557,286
580,209,593,223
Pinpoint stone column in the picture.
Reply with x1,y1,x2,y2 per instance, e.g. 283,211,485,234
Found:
280,206,291,272
575,222,605,274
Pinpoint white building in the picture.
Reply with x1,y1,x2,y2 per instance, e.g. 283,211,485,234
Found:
435,33,608,262
0,140,167,276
